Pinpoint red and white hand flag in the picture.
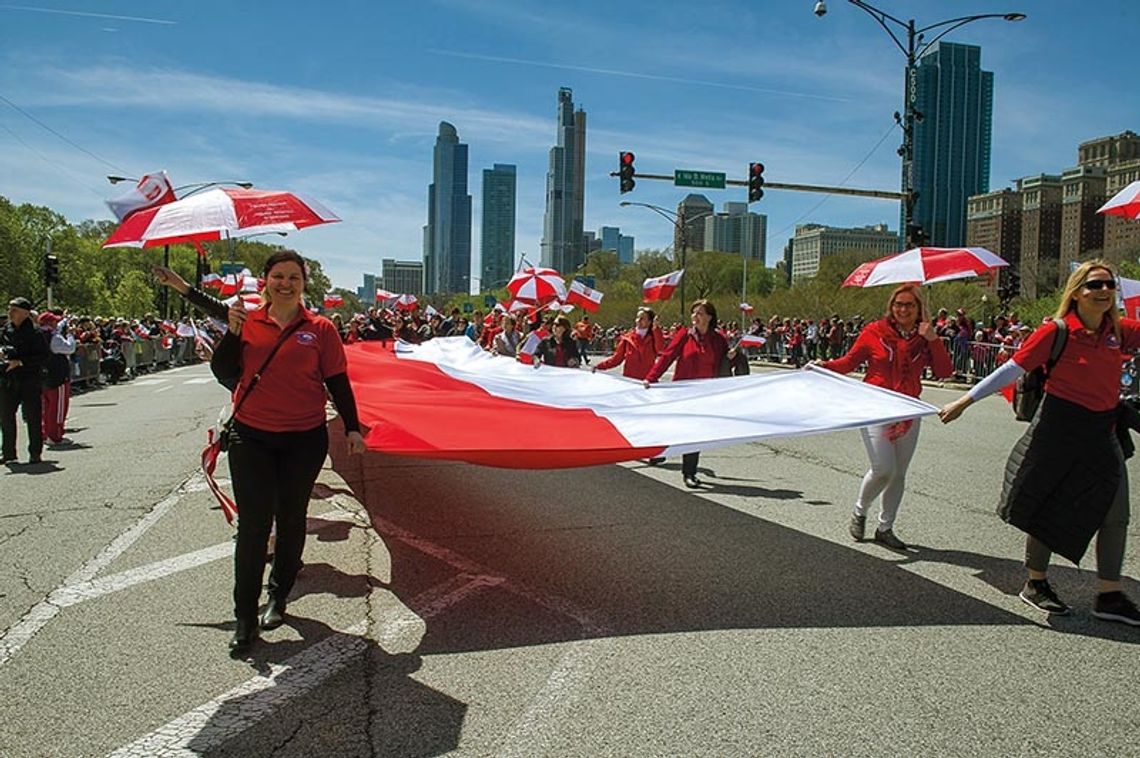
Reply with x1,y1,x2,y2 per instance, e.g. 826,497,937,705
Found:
375,289,397,303
201,273,223,289
740,303,754,314
739,334,766,348
105,171,177,221
642,269,684,302
566,280,604,312
323,293,344,308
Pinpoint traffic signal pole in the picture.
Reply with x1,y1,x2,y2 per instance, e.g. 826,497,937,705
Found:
608,170,906,201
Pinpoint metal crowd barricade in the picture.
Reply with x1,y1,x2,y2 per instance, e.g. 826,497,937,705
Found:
940,337,1008,384
73,343,101,385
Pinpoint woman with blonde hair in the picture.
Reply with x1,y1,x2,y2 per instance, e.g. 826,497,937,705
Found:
940,260,1140,624
814,283,953,549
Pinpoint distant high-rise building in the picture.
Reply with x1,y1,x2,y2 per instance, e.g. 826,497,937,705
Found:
702,202,767,262
910,42,993,247
380,258,425,296
789,223,898,282
618,236,634,263
423,121,472,294
481,163,516,291
598,225,635,264
967,188,1023,295
541,88,587,273
358,272,377,303
674,194,715,261
1016,174,1063,300
1081,131,1140,263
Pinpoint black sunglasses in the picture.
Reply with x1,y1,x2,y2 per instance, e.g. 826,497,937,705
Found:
1083,279,1117,291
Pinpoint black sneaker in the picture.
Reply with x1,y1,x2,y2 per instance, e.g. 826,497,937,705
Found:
1019,579,1070,615
849,515,866,542
683,475,701,489
873,528,907,550
1092,591,1140,626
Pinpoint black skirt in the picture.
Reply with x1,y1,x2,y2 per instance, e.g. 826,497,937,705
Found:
998,393,1123,564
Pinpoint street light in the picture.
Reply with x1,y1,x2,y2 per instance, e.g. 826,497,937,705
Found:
106,176,255,318
818,2,1026,248
620,200,715,315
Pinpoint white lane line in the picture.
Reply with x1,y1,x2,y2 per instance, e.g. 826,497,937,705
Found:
0,472,202,668
182,378,214,384
129,379,169,386
495,642,607,758
154,386,173,394
108,574,496,758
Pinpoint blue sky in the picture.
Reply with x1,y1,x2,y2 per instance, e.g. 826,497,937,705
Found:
0,0,1136,290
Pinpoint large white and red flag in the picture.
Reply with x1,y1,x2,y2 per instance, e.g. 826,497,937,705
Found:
566,279,604,312
105,171,177,221
345,338,937,468
642,270,684,303
324,293,344,308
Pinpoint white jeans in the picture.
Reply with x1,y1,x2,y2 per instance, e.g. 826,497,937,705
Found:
854,419,921,531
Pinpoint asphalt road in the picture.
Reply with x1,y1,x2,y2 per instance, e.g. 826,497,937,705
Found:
1,361,1137,757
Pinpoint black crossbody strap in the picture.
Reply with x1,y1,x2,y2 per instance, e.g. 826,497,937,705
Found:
230,318,306,418
1043,317,1068,376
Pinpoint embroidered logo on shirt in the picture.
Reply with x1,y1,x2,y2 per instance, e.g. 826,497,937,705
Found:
296,331,317,345
1107,334,1120,349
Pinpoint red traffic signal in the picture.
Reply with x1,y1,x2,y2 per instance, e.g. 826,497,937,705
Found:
748,162,765,203
619,151,636,194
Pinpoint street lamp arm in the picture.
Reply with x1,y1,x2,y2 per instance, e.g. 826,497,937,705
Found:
914,14,1023,58
620,200,680,228
847,0,910,57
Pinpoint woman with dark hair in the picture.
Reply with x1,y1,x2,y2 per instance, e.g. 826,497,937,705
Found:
940,260,1140,624
815,283,952,549
156,252,367,654
535,315,580,368
644,299,731,488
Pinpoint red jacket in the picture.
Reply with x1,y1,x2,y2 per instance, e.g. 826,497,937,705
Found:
646,327,728,383
821,318,952,398
595,326,665,379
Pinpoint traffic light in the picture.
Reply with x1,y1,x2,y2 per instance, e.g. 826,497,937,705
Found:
905,223,927,248
748,162,765,203
619,151,636,194
43,253,60,286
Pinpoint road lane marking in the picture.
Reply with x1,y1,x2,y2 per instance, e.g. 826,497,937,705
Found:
108,574,497,758
183,378,214,384
129,379,169,386
155,386,173,394
0,472,202,668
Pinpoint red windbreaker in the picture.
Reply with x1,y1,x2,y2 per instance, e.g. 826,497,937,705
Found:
595,326,666,379
821,318,952,398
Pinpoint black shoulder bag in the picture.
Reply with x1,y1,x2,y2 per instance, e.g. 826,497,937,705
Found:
1012,318,1068,422
218,319,305,451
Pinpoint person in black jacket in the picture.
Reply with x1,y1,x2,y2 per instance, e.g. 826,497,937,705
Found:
2,297,51,464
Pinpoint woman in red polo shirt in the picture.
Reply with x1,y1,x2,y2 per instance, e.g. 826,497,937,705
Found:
940,260,1140,625
644,299,731,488
816,283,953,550
208,251,366,654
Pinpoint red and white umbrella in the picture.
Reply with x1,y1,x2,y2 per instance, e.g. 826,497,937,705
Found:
102,187,339,249
842,247,1008,288
507,266,567,305
1098,180,1140,220
393,294,418,312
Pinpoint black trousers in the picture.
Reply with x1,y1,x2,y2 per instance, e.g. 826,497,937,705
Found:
1,374,43,460
682,452,700,477
227,421,328,621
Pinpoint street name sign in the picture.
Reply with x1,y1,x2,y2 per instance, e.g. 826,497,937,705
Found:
674,170,726,189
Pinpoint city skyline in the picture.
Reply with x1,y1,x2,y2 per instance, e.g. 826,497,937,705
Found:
0,1,1136,290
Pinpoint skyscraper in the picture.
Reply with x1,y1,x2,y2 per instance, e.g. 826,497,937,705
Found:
481,164,517,291
540,88,587,273
910,42,993,247
423,121,472,294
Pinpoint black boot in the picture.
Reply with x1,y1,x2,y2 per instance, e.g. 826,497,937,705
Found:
260,598,287,630
229,617,258,654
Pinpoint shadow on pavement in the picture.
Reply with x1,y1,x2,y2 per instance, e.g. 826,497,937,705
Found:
329,442,1052,659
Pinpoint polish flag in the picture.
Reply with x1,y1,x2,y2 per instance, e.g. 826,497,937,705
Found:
324,293,344,308
159,320,177,334
566,280,604,312
740,303,754,314
344,338,938,468
739,334,766,348
1120,276,1140,319
642,270,684,303
201,273,223,289
105,171,177,221
375,289,397,303
224,293,262,311
516,331,542,366
175,322,196,338
217,269,258,297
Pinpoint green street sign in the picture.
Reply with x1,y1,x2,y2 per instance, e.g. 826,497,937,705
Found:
674,170,726,189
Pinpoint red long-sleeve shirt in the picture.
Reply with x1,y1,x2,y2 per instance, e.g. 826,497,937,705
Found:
821,318,952,398
595,326,666,379
645,327,728,383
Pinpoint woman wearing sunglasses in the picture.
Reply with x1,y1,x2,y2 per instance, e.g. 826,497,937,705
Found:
939,260,1140,625
813,284,953,549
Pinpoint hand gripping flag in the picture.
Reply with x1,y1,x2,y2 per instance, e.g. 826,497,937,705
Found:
567,279,604,312
642,269,684,303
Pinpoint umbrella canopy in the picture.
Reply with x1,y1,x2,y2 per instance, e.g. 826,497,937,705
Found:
393,294,418,312
506,266,567,305
102,187,339,248
842,247,1008,288
1098,180,1140,220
